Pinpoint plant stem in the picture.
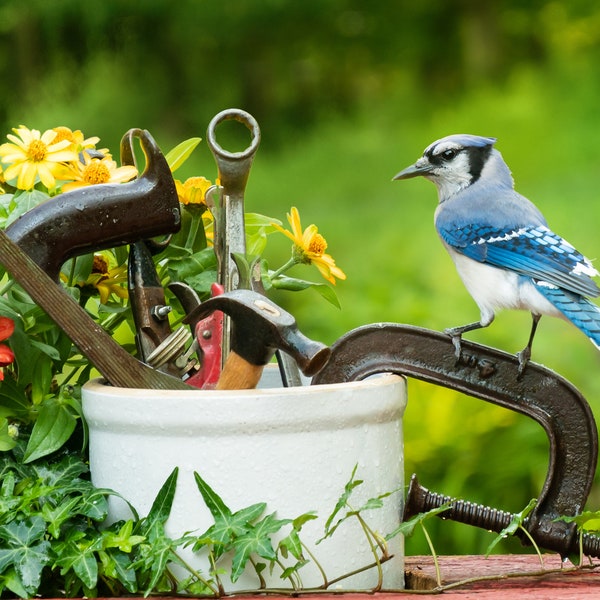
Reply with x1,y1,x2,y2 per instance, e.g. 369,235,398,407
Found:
300,541,329,588
270,257,297,279
420,522,442,587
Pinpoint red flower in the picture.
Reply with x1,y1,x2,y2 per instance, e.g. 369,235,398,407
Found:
0,316,15,380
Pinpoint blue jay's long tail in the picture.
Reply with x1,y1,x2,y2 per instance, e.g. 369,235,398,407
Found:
534,283,600,349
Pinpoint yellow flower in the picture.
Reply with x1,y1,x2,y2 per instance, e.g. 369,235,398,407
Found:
0,126,78,190
61,152,138,192
272,206,346,285
176,176,213,205
84,254,129,304
52,126,100,153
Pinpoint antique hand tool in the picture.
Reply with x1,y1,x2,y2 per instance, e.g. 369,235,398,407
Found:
184,289,331,390
313,323,599,558
0,228,189,390
6,128,181,281
206,109,260,365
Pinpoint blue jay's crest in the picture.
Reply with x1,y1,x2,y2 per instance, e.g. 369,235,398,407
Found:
424,134,497,156
394,133,600,371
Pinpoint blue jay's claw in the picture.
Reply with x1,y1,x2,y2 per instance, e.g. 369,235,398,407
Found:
444,321,486,361
516,314,541,379
444,327,464,359
516,346,531,378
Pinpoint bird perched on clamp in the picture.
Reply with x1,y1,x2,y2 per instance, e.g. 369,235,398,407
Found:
393,134,600,374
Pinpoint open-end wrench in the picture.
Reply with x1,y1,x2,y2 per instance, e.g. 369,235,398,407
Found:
206,109,260,364
313,323,599,557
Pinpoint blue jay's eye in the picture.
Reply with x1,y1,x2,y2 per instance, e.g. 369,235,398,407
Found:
441,149,457,160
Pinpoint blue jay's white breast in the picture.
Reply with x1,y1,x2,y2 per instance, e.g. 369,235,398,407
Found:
447,248,564,324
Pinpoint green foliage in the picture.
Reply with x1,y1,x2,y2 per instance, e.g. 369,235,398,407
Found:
0,455,401,597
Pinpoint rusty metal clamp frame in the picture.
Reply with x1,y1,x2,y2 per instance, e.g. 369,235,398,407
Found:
313,323,599,558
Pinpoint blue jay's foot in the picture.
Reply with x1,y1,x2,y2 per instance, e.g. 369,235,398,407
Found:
516,346,531,378
444,321,485,361
445,329,464,360
516,314,541,379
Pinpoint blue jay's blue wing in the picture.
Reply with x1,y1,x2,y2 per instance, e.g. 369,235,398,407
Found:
438,224,600,298
533,282,600,347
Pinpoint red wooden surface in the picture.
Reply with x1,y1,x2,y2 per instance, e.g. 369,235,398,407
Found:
90,554,600,598
403,554,600,598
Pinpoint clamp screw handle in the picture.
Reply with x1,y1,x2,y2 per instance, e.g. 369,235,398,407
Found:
403,474,600,559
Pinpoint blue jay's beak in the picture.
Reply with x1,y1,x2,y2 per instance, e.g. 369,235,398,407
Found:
393,159,432,180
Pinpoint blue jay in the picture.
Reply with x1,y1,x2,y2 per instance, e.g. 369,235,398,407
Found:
393,134,600,373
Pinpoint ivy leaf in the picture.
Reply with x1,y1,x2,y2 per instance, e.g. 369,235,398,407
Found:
556,509,600,532
54,538,99,590
0,516,52,593
140,468,179,536
102,520,145,553
485,498,536,556
318,465,363,542
41,496,81,538
386,503,454,540
193,472,266,559
230,513,291,582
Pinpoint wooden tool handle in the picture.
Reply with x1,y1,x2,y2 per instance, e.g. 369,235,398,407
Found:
0,229,189,390
216,351,264,390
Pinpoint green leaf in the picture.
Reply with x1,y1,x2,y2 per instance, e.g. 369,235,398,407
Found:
319,465,363,541
165,137,202,172
485,498,536,556
141,467,179,535
230,513,290,582
0,418,17,451
271,276,341,308
42,496,81,538
0,516,51,594
23,398,76,463
556,509,600,532
278,530,303,561
102,520,145,552
193,472,267,560
1,190,50,228
30,354,53,405
386,503,453,540
193,471,232,523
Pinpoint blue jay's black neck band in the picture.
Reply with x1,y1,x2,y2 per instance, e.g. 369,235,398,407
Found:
467,145,493,184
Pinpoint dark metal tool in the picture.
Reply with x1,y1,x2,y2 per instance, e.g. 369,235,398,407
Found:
313,323,599,558
0,228,189,390
127,240,181,373
6,128,181,281
184,289,331,390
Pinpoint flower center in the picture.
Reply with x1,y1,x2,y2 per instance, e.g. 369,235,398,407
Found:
308,233,327,256
83,161,110,184
92,254,109,275
52,126,75,144
27,140,48,163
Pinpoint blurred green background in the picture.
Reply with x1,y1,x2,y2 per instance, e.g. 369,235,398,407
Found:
2,0,600,556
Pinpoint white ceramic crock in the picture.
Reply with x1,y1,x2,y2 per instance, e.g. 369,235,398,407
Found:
82,370,407,591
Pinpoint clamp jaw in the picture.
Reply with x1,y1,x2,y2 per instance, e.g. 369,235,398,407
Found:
313,323,599,558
